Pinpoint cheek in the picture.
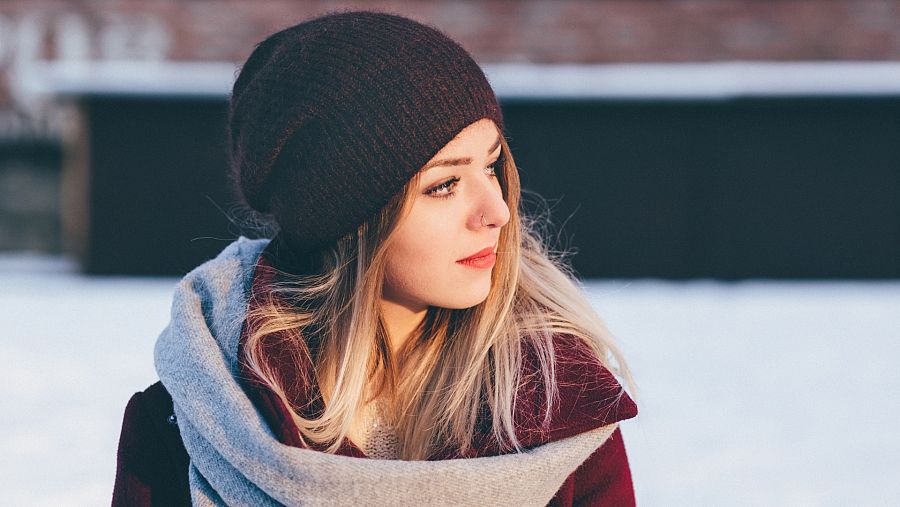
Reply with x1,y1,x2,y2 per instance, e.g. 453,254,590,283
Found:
392,203,457,263
383,204,458,300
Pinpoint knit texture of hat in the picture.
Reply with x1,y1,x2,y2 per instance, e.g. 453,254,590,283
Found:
228,10,505,255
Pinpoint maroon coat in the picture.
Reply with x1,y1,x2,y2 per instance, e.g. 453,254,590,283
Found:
112,242,639,506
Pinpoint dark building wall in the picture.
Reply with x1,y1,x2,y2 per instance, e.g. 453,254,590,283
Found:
0,139,61,251
76,93,900,278
504,97,900,279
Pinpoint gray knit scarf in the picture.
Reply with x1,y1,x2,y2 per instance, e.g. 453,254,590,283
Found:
154,236,617,506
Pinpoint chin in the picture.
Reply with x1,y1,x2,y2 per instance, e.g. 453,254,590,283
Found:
439,287,492,310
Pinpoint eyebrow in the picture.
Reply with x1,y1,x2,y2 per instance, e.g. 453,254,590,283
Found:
420,135,502,172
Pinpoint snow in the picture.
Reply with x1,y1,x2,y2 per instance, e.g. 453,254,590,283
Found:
482,61,900,99
583,280,900,506
1,252,898,506
22,60,900,101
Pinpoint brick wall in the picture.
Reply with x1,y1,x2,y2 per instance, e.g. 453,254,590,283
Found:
0,3,897,69
2,1,899,119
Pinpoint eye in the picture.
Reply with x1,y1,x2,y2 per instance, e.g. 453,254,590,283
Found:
486,153,504,177
425,159,501,200
426,177,460,200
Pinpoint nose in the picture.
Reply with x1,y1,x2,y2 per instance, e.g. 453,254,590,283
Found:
471,176,510,230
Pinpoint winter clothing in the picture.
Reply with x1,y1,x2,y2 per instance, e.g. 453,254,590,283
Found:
114,10,637,505
112,236,639,506
229,10,505,254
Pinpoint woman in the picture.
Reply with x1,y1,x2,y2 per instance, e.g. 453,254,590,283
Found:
113,9,639,506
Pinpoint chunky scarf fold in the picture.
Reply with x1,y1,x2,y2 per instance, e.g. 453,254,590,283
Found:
154,236,618,506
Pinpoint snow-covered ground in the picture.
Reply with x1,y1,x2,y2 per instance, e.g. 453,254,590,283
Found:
1,252,898,506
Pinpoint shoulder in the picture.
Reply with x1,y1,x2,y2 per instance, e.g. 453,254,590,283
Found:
515,333,638,446
119,382,179,444
112,381,190,506
118,382,173,449
134,381,175,413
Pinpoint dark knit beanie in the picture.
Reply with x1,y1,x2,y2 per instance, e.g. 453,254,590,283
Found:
228,10,505,255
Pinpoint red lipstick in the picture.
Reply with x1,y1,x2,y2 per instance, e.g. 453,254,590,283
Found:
456,244,497,269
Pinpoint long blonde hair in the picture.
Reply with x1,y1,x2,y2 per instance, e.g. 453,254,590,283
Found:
242,135,636,460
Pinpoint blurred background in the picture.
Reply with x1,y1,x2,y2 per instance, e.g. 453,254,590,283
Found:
1,1,898,505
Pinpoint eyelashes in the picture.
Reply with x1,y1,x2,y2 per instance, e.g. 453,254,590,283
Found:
426,162,500,200
428,177,461,200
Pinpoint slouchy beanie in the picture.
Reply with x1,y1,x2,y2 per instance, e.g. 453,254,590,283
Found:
228,10,505,255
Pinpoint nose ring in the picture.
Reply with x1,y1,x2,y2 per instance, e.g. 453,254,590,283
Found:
481,214,487,227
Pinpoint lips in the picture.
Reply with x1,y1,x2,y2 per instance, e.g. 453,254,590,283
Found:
457,244,497,262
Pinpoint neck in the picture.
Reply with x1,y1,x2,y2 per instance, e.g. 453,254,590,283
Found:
379,297,427,356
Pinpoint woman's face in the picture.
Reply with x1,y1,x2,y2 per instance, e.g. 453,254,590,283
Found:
382,118,510,312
